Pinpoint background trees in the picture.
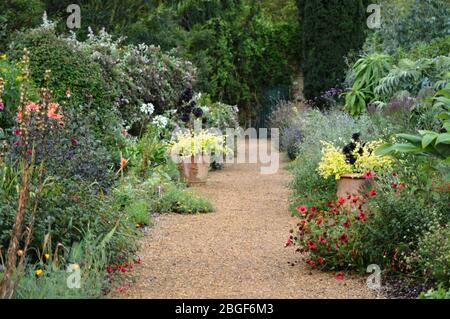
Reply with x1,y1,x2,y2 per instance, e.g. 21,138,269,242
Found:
296,0,367,100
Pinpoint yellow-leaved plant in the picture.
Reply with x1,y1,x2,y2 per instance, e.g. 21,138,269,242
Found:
170,130,230,157
318,140,392,180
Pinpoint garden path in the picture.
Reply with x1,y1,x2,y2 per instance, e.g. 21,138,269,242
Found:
125,138,375,298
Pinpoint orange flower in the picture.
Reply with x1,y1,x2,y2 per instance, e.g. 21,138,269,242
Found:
47,103,63,121
120,158,128,170
17,109,23,123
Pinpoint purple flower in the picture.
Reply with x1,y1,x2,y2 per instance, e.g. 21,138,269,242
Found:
0,101,4,111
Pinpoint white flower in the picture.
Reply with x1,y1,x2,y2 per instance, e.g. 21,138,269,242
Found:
153,115,169,129
140,103,155,116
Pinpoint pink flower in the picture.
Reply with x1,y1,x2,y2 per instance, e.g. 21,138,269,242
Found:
363,171,376,180
307,240,317,251
358,211,366,222
26,102,40,112
14,128,21,136
337,197,346,206
296,205,308,215
310,206,317,213
70,137,78,146
338,233,348,244
335,272,345,280
317,257,325,265
47,103,63,121
285,237,294,247
0,101,4,111
318,236,327,244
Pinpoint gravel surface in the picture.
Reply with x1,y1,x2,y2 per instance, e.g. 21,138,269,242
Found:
125,139,376,299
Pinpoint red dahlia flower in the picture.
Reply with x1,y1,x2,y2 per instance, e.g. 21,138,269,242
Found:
296,205,308,215
335,272,345,280
307,240,317,251
337,197,346,206
338,233,348,243
363,171,376,180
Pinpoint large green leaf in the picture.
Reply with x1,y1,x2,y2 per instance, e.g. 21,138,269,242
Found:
374,144,395,156
391,144,422,153
436,133,450,145
422,133,438,149
396,133,422,145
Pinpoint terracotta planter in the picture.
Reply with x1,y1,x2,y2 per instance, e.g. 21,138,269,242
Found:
337,173,370,198
178,155,210,186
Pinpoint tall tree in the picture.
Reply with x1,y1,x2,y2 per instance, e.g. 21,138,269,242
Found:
296,0,367,101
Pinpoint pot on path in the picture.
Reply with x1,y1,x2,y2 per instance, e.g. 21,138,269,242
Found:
178,155,210,186
337,173,370,198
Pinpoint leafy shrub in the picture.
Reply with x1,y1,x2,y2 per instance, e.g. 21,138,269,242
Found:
155,183,214,214
0,0,43,48
411,225,450,286
200,93,239,132
296,0,367,100
282,125,303,160
374,56,450,100
13,227,112,299
0,177,139,262
126,199,152,226
420,285,450,299
377,0,450,54
0,54,39,128
344,53,392,115
269,100,302,159
288,193,375,271
405,35,450,60
357,171,450,273
289,109,380,205
9,25,117,121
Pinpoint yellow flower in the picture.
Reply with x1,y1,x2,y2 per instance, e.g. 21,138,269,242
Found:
44,253,50,260
35,269,44,277
16,75,24,82
0,54,7,60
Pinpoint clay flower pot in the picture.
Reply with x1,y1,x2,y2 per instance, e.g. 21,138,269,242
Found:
337,173,370,198
178,155,210,186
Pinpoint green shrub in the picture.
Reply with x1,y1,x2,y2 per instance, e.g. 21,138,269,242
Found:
126,199,152,226
296,0,367,100
377,0,450,54
0,0,43,48
0,177,139,263
404,35,450,60
344,53,392,115
412,225,450,286
420,285,450,299
289,109,380,206
0,55,39,128
155,183,214,214
9,26,116,115
12,226,119,299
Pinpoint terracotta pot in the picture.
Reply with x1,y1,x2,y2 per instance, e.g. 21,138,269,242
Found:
178,155,210,186
337,173,370,198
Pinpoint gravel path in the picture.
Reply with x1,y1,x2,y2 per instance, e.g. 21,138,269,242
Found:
125,139,375,299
